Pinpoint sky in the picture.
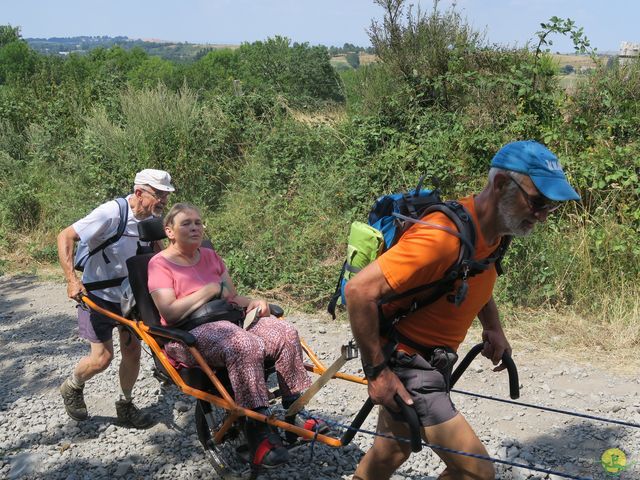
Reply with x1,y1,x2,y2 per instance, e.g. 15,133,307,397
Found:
2,0,637,54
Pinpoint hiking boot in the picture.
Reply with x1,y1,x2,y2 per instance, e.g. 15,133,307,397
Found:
284,412,334,445
244,419,289,468
115,399,154,429
60,378,88,421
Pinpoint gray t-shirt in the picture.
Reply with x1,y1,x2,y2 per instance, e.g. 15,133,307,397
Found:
73,195,151,303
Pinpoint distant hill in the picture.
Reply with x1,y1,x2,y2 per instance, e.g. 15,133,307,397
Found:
25,35,238,62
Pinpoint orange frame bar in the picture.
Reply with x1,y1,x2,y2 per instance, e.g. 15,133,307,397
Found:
81,295,366,448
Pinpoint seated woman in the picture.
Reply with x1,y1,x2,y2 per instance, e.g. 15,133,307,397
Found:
148,203,327,468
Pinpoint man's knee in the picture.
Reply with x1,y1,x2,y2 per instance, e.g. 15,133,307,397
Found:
90,347,114,371
473,459,495,480
231,335,265,360
363,439,412,476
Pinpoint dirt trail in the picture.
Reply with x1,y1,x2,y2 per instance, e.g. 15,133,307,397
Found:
1,276,639,479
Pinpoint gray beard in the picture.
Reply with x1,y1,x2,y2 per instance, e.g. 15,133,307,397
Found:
496,187,534,237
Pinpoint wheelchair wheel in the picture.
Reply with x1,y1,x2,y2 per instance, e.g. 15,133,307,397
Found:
195,399,253,479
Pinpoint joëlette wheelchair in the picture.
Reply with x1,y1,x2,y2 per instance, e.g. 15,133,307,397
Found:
80,217,368,479
79,217,520,479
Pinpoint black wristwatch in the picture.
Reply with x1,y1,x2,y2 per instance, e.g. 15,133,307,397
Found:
362,360,387,380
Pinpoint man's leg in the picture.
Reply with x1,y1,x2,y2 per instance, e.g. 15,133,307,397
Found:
114,327,153,428
118,327,141,396
353,407,413,480
60,340,114,421
425,413,494,480
75,340,115,381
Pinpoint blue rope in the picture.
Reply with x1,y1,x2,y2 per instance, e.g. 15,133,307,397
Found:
452,388,640,429
297,411,595,480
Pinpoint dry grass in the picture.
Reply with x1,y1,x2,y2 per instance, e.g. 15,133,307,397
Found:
467,306,640,373
288,106,346,126
359,53,378,65
551,53,608,69
330,53,378,68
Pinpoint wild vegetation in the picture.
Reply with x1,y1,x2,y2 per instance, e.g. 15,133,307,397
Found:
0,1,638,354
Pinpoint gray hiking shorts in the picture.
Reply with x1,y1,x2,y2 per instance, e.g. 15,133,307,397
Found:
387,349,458,427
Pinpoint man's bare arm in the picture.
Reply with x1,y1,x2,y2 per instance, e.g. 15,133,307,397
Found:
345,261,413,409
57,226,85,300
477,296,511,371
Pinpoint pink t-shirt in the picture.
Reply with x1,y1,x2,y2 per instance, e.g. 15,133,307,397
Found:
148,248,227,326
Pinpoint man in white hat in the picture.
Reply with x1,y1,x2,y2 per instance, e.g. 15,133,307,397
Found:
57,169,175,428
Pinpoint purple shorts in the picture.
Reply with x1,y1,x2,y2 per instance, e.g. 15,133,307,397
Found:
78,292,122,343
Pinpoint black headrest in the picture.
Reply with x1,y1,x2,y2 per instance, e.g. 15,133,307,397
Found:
126,253,162,328
138,217,166,242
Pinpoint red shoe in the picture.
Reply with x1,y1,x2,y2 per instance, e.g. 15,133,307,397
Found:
284,413,333,444
245,420,289,468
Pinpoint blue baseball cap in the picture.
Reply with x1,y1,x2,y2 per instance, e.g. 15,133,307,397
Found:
490,140,580,201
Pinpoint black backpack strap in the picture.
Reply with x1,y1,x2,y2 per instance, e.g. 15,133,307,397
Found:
378,202,477,330
327,261,347,320
82,198,130,292
493,235,512,276
462,234,513,278
87,197,129,265
83,276,127,292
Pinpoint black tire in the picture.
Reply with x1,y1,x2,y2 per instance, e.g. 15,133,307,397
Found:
195,399,250,479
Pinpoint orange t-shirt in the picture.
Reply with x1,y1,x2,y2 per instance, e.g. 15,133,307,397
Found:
377,195,501,352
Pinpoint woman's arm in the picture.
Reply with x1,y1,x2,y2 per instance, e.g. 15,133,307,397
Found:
220,271,269,317
151,282,222,325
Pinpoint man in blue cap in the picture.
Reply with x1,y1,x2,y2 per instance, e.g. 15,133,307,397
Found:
347,140,579,480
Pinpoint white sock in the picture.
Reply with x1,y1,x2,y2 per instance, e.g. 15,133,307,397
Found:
70,374,84,389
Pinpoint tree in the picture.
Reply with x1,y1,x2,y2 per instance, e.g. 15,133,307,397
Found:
346,51,360,69
0,25,21,47
367,0,487,107
128,56,176,88
237,36,343,105
0,39,38,84
186,48,239,92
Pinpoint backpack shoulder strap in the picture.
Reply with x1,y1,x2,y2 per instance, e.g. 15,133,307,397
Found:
87,197,129,261
462,234,512,278
492,235,512,276
82,198,129,291
378,201,477,330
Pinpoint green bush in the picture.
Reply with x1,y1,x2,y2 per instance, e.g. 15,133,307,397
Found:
0,183,41,231
0,12,638,330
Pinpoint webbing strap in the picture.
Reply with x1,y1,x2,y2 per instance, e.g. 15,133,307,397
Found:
83,276,127,292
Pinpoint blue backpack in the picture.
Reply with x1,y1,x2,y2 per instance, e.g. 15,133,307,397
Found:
327,178,511,328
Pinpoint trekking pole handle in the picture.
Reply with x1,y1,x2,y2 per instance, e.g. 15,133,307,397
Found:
450,343,519,400
394,393,422,452
340,398,374,446
340,394,422,452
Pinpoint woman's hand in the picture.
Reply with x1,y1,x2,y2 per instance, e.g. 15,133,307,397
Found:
246,299,270,317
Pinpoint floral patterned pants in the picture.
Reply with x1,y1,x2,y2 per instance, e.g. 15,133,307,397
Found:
164,315,311,409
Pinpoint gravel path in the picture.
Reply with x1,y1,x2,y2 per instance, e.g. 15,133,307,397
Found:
1,276,639,479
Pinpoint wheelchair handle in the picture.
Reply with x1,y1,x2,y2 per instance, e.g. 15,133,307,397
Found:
450,342,520,399
340,395,422,452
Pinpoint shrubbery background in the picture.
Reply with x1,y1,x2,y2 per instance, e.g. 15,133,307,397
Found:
0,3,638,335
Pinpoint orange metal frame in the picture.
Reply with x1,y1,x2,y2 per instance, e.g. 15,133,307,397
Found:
81,295,366,448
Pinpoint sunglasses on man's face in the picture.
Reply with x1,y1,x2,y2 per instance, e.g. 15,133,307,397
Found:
509,176,561,214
